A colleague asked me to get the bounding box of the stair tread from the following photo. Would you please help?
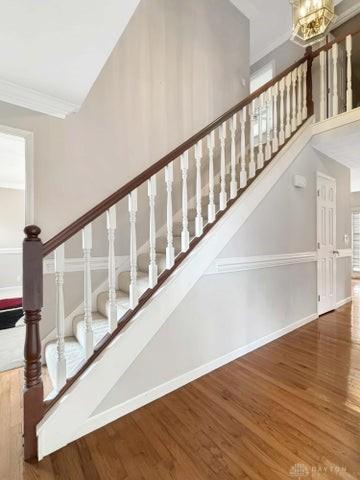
[137,252,167,274]
[97,289,129,319]
[45,336,85,383]
[73,311,109,348]
[118,270,149,295]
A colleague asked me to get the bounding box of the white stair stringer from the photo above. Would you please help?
[36,117,313,460]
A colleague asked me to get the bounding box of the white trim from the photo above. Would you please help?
[0,78,79,119]
[0,286,22,299]
[312,107,360,135]
[0,123,34,224]
[43,255,128,274]
[338,249,352,258]
[205,252,317,275]
[333,3,360,30]
[336,297,352,308]
[0,247,21,255]
[73,311,319,442]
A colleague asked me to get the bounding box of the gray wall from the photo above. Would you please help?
[93,141,351,417]
[0,187,24,289]
[0,0,250,243]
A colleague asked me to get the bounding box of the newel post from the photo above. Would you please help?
[23,225,44,461]
[305,46,314,117]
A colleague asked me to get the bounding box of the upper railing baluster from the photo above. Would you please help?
[230,114,237,199]
[82,224,94,357]
[107,206,117,332]
[279,77,285,146]
[180,152,190,252]
[165,164,175,269]
[332,43,339,116]
[128,190,138,309]
[148,175,158,288]
[291,69,297,132]
[297,66,302,127]
[272,84,279,153]
[207,131,216,222]
[346,35,353,112]
[265,89,272,161]
[249,100,256,178]
[219,122,227,210]
[239,107,247,189]
[257,95,264,170]
[319,50,326,121]
[195,140,203,237]
[54,244,66,392]
[285,73,292,139]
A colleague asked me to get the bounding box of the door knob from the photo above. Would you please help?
[333,250,340,256]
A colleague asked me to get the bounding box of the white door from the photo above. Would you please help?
[317,173,337,315]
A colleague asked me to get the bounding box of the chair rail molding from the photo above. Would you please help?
[0,247,22,255]
[0,78,80,119]
[43,255,129,274]
[205,252,318,275]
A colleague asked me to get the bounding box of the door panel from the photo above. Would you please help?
[317,174,337,315]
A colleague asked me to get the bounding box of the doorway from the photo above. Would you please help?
[0,125,33,371]
[317,172,337,315]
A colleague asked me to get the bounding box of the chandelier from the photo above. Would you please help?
[290,0,336,46]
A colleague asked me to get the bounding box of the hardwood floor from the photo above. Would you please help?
[2,285,360,479]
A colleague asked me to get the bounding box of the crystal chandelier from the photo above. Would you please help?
[290,0,336,46]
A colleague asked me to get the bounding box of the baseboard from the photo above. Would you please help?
[336,297,352,309]
[73,311,318,442]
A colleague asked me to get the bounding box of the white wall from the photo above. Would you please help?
[0,0,249,243]
[91,143,351,420]
[0,187,24,291]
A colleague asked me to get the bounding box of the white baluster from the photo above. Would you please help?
[54,244,66,391]
[302,61,308,120]
[207,131,216,222]
[257,95,264,170]
[239,107,247,189]
[147,175,158,288]
[107,206,117,332]
[346,35,353,112]
[165,164,175,269]
[297,66,302,126]
[219,122,227,210]
[285,73,292,138]
[195,140,203,237]
[180,152,190,252]
[319,50,326,121]
[332,43,339,116]
[291,69,297,132]
[128,190,138,309]
[249,100,256,178]
[265,89,272,161]
[279,77,285,146]
[82,224,94,358]
[272,84,279,153]
[230,114,238,199]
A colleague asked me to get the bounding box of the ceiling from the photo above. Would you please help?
[0,0,140,117]
[231,0,345,65]
[0,132,25,190]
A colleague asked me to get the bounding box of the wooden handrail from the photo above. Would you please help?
[312,27,360,58]
[42,54,310,258]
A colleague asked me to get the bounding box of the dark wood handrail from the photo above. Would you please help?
[42,54,309,257]
[312,27,360,58]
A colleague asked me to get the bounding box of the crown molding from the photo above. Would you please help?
[0,78,80,119]
[333,2,360,29]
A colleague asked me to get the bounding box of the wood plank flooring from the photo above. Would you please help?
[2,284,360,479]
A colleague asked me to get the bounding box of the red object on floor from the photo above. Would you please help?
[0,297,22,311]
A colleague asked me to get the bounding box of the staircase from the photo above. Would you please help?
[22,27,360,461]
